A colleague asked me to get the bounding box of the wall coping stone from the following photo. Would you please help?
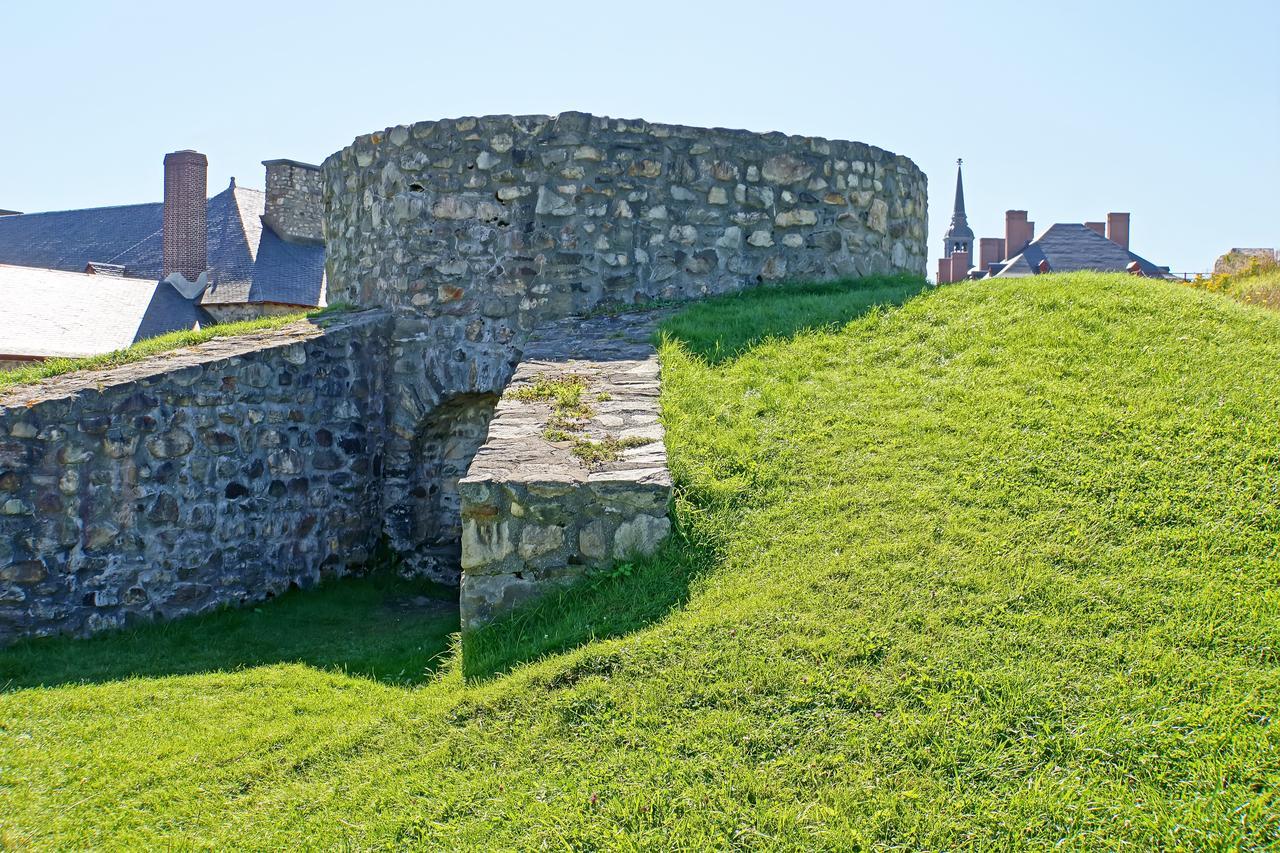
[458,308,673,628]
[0,310,387,411]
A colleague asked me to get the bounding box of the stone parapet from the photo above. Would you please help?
[457,310,672,628]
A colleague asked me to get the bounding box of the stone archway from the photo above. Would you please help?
[391,392,498,581]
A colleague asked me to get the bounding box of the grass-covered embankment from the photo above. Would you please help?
[0,305,347,396]
[1,273,1277,848]
[1187,252,1280,311]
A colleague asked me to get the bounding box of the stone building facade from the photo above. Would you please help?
[263,160,325,244]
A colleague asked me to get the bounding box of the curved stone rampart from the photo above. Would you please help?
[324,111,926,326]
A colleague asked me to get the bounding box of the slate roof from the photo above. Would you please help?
[993,223,1169,278]
[200,224,325,307]
[0,264,206,359]
[0,183,324,307]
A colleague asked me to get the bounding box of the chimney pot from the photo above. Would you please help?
[979,237,1006,270]
[163,150,208,281]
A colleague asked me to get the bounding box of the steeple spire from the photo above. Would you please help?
[953,158,966,218]
[942,157,974,259]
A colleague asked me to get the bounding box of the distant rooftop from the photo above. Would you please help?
[0,182,323,308]
[994,223,1168,278]
[0,264,203,359]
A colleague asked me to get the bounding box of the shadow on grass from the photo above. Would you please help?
[0,572,459,691]
[460,521,717,681]
[656,274,930,365]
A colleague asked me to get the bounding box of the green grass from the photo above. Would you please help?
[2,273,1278,848]
[0,304,349,396]
[1185,254,1280,312]
[0,572,458,690]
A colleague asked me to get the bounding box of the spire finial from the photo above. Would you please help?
[957,157,963,167]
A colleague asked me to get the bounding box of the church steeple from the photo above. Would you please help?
[942,158,974,259]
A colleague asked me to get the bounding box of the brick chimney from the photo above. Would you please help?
[949,249,972,283]
[1106,212,1130,251]
[1085,221,1106,237]
[1005,210,1034,258]
[162,150,208,280]
[262,159,324,243]
[937,257,952,284]
[979,237,1006,270]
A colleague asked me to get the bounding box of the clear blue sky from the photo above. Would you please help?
[4,0,1276,274]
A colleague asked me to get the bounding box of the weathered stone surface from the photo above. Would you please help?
[322,111,927,324]
[0,311,391,645]
[1,112,930,648]
[457,309,674,629]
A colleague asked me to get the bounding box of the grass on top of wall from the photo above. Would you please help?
[1184,252,1280,311]
[2,274,1279,848]
[0,304,349,396]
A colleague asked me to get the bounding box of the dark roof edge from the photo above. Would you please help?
[262,158,321,171]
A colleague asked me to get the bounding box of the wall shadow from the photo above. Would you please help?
[460,521,717,681]
[0,572,459,691]
[655,274,931,366]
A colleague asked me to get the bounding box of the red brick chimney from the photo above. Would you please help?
[1106,212,1130,251]
[979,237,1006,270]
[937,257,951,284]
[1085,221,1106,237]
[1005,210,1034,258]
[163,150,208,281]
[949,249,972,282]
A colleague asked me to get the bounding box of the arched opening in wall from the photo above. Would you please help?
[403,393,499,582]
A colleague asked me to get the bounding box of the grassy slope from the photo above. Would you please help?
[1187,256,1280,312]
[2,274,1278,848]
[0,306,345,396]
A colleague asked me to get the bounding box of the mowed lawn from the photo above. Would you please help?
[2,274,1278,848]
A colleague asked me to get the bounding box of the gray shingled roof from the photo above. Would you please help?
[0,264,206,359]
[993,223,1168,278]
[0,183,324,307]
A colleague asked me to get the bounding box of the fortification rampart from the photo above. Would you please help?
[322,111,927,576]
[1,112,927,644]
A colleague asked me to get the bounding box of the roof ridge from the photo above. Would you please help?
[0,198,162,218]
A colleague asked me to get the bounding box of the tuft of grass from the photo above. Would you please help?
[512,372,654,467]
[561,433,654,467]
[2,274,1278,848]
[0,303,351,396]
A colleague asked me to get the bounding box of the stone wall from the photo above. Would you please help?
[458,310,672,628]
[1214,248,1278,275]
[323,111,927,318]
[0,312,390,644]
[322,112,927,577]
